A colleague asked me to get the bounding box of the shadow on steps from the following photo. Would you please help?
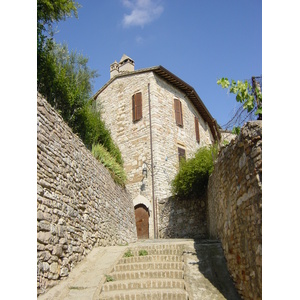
[184,239,242,300]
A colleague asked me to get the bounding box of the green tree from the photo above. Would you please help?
[38,43,98,127]
[37,0,80,90]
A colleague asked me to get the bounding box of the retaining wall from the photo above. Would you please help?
[158,196,208,239]
[207,121,262,300]
[37,94,137,296]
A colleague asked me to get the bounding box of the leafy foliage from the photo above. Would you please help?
[37,0,124,181]
[74,97,123,165]
[38,43,97,124]
[232,126,241,135]
[37,0,80,90]
[171,146,218,198]
[217,77,262,116]
[92,144,127,186]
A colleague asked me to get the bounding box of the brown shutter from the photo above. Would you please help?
[174,99,183,126]
[132,94,136,121]
[132,92,142,122]
[135,92,142,121]
[178,147,186,163]
[195,116,200,143]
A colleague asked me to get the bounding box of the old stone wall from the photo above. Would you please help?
[207,121,262,300]
[37,94,137,296]
[158,196,208,239]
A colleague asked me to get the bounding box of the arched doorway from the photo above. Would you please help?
[134,204,149,239]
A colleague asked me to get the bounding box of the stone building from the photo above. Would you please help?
[93,54,221,239]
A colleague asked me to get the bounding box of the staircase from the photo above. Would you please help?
[98,244,189,300]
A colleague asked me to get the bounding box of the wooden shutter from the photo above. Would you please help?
[178,147,186,163]
[132,92,142,122]
[195,116,200,143]
[174,99,183,126]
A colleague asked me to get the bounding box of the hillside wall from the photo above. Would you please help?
[37,94,137,296]
[158,196,208,239]
[207,121,262,300]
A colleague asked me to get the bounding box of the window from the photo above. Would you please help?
[178,147,186,163]
[195,116,200,143]
[174,99,183,126]
[132,92,142,122]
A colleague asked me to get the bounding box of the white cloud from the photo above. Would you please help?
[122,0,164,28]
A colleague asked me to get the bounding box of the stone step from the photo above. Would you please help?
[119,255,183,264]
[128,249,183,256]
[132,244,184,250]
[113,261,184,272]
[110,269,185,281]
[102,278,186,292]
[98,288,189,300]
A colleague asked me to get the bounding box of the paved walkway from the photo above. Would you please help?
[38,239,241,300]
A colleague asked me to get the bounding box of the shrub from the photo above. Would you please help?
[171,146,218,198]
[92,143,127,186]
[76,102,123,166]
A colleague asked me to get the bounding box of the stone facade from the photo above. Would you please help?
[158,196,208,239]
[94,57,218,238]
[207,121,262,300]
[37,94,137,296]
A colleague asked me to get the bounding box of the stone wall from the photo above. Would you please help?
[158,196,208,239]
[207,121,262,300]
[37,94,137,296]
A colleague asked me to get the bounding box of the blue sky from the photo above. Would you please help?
[53,0,262,129]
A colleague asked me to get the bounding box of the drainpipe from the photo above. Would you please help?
[148,83,157,239]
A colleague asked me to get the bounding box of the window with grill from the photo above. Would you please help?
[132,92,142,122]
[174,99,183,126]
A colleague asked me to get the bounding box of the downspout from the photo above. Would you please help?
[148,83,157,239]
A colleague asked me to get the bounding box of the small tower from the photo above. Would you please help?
[110,60,119,79]
[118,54,135,74]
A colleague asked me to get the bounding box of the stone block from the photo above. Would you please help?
[50,262,59,274]
[37,232,53,245]
[52,244,63,257]
[60,267,69,277]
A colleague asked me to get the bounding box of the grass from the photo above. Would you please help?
[105,275,115,282]
[92,143,127,186]
[124,249,134,257]
[138,249,148,256]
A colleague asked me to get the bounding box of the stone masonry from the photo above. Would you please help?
[158,196,208,239]
[207,121,262,300]
[37,94,137,296]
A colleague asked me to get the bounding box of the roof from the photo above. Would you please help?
[119,54,134,63]
[93,66,221,141]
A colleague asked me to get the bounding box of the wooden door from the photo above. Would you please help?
[134,204,149,239]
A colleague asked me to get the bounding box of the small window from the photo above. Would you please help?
[195,116,200,143]
[178,147,186,163]
[174,99,183,126]
[132,92,142,122]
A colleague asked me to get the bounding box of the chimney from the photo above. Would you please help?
[110,60,119,79]
[110,54,135,79]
